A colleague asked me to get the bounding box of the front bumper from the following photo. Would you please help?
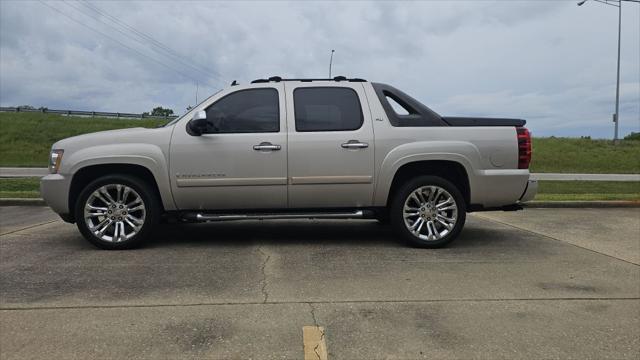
[40,173,72,215]
[519,179,538,203]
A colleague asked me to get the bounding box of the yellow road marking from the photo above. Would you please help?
[303,326,328,360]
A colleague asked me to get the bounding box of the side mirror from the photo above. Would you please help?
[187,110,208,136]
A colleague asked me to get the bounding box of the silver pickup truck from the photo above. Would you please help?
[41,76,537,250]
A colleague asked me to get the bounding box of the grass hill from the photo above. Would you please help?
[1,112,639,174]
[0,112,166,167]
[531,137,639,174]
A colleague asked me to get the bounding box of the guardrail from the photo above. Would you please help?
[0,106,179,120]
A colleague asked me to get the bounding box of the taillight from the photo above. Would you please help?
[516,127,531,169]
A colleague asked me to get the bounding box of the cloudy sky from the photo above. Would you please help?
[1,0,639,137]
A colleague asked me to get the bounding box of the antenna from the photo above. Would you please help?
[195,82,199,104]
[329,49,335,78]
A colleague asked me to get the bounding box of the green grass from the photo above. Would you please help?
[0,178,41,198]
[535,181,640,201]
[1,112,639,174]
[530,137,640,174]
[1,178,638,202]
[0,112,167,167]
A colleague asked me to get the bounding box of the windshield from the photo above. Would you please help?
[163,89,223,126]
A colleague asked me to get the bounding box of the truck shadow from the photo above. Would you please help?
[144,220,507,249]
[148,220,400,248]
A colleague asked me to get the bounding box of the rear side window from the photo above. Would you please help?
[294,87,363,132]
[204,88,279,133]
[385,94,411,115]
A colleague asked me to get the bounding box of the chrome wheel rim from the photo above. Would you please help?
[403,185,458,241]
[83,184,146,242]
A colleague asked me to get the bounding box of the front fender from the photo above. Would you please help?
[65,144,176,211]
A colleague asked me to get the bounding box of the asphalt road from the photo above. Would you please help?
[1,206,639,359]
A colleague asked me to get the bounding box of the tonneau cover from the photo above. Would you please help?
[442,117,526,127]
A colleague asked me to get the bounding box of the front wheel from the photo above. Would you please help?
[75,175,160,250]
[390,176,466,248]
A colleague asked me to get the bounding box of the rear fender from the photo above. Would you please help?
[373,141,480,206]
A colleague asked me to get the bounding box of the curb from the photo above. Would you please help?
[0,198,46,206]
[525,201,640,208]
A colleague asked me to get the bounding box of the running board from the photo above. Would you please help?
[182,210,371,222]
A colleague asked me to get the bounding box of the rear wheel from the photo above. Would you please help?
[390,176,466,248]
[75,175,159,250]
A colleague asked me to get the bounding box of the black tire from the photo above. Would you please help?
[75,174,160,250]
[374,209,390,225]
[390,175,466,248]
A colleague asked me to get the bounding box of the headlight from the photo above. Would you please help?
[49,149,64,174]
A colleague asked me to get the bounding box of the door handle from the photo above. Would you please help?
[253,142,281,151]
[341,140,369,149]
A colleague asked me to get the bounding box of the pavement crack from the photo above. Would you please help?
[308,302,319,327]
[314,343,322,360]
[257,246,271,303]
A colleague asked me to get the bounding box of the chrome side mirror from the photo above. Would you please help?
[187,110,208,136]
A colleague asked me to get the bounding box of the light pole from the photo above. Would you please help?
[329,49,335,78]
[578,0,640,144]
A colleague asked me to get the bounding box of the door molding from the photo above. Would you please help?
[289,176,372,185]
[176,177,287,187]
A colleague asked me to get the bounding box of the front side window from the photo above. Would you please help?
[294,87,363,132]
[203,88,279,133]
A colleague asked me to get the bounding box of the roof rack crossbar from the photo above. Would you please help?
[251,76,366,84]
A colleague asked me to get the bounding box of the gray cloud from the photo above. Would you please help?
[1,0,638,137]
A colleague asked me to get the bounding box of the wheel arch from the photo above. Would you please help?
[381,159,471,208]
[68,163,169,223]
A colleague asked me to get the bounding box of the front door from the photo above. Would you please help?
[284,82,375,208]
[169,84,288,210]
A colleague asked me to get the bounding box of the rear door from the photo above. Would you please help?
[284,82,375,208]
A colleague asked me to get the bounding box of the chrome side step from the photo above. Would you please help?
[183,210,369,222]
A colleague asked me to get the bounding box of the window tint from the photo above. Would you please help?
[294,87,363,132]
[203,88,279,133]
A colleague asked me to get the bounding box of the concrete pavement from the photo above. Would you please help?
[476,208,640,265]
[0,167,48,178]
[0,206,58,235]
[0,206,638,359]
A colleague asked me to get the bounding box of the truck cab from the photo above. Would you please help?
[170,79,376,210]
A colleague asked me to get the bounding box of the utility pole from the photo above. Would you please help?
[614,1,621,144]
[577,0,640,144]
[329,49,335,78]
